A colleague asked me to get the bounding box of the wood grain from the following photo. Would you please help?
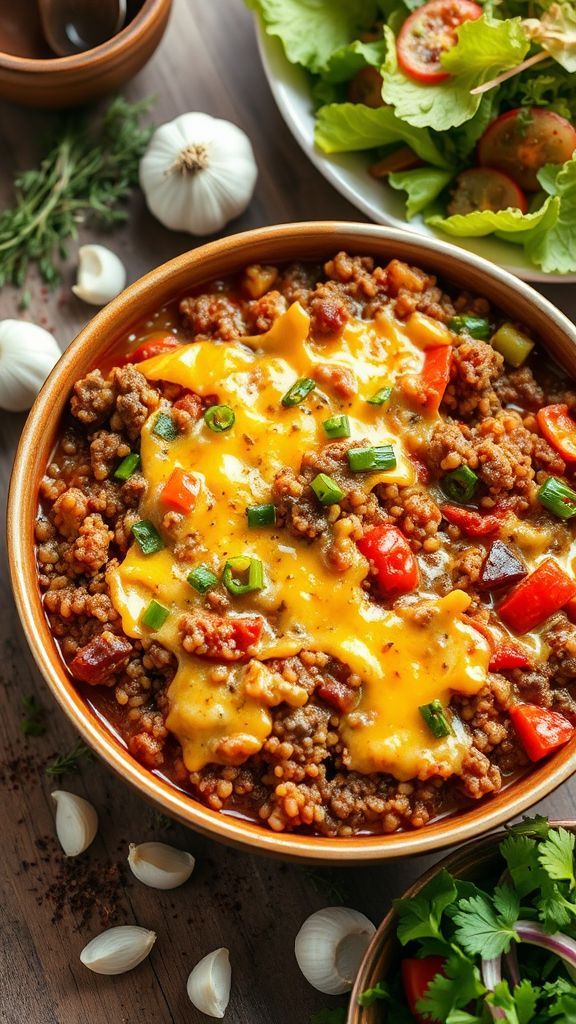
[1,2,576,1022]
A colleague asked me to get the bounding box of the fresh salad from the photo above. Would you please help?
[357,817,576,1022]
[248,0,576,274]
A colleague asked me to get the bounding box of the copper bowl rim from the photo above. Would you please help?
[348,818,576,1022]
[0,0,168,71]
[8,220,576,863]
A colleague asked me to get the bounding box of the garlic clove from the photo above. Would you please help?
[80,925,157,975]
[51,789,98,857]
[187,948,231,1018]
[294,906,376,995]
[72,244,126,306]
[127,841,195,890]
[0,319,61,412]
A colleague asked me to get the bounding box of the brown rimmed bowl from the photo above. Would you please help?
[348,819,576,1023]
[8,222,576,862]
[0,0,172,107]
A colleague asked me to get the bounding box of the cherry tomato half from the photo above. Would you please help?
[447,167,528,216]
[347,66,384,107]
[478,108,576,192]
[397,0,482,84]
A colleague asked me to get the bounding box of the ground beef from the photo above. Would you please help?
[179,292,247,339]
[442,337,504,418]
[109,366,160,439]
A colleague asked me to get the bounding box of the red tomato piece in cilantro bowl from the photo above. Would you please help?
[396,0,482,84]
[478,107,576,192]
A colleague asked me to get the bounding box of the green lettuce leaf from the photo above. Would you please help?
[323,38,387,82]
[523,157,576,273]
[315,103,448,166]
[247,0,379,74]
[427,194,559,238]
[380,17,529,130]
[388,167,454,218]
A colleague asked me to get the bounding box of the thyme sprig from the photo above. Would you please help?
[0,96,153,288]
[45,739,92,776]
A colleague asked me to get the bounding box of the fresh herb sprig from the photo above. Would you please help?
[0,97,153,288]
[45,739,92,776]
[20,695,47,737]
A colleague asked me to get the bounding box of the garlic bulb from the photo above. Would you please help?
[80,925,157,975]
[187,948,231,1018]
[72,244,126,306]
[295,907,376,995]
[139,112,257,236]
[128,841,195,889]
[52,789,98,857]
[0,319,61,412]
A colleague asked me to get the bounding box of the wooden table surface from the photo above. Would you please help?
[2,2,576,1022]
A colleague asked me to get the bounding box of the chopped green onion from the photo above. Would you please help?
[131,520,164,555]
[204,404,235,432]
[281,377,316,407]
[246,503,277,527]
[153,412,178,441]
[419,699,453,738]
[348,445,396,472]
[323,414,351,439]
[114,452,141,480]
[310,473,344,505]
[448,315,491,340]
[222,556,264,595]
[441,466,478,503]
[538,477,576,520]
[491,322,534,367]
[187,565,218,593]
[367,386,393,406]
[141,600,169,630]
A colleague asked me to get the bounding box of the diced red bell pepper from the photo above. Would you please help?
[230,617,263,651]
[160,468,200,515]
[316,678,358,714]
[173,389,203,419]
[442,504,504,537]
[121,333,180,365]
[70,630,132,685]
[489,644,530,671]
[401,957,445,1024]
[537,404,576,462]
[510,703,575,761]
[420,345,452,413]
[498,557,576,634]
[357,524,419,597]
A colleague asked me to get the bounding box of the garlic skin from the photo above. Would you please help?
[187,948,231,1018]
[128,841,195,890]
[72,244,126,306]
[0,319,61,412]
[51,790,98,857]
[80,925,157,975]
[294,907,376,995]
[139,112,257,236]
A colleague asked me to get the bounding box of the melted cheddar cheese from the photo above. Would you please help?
[108,303,490,780]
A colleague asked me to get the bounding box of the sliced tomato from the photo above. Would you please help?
[159,468,200,514]
[489,644,530,672]
[121,333,180,365]
[478,108,576,192]
[537,404,576,462]
[447,167,528,216]
[347,66,384,107]
[357,524,419,597]
[397,0,482,84]
[510,704,575,762]
[402,957,445,1023]
[498,558,576,634]
[421,345,452,412]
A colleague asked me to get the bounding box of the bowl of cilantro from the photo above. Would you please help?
[349,817,576,1023]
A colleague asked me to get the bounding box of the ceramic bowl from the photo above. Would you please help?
[8,222,576,862]
[349,819,576,1023]
[0,0,172,107]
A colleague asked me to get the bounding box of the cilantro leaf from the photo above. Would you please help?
[500,835,542,899]
[452,893,519,959]
[417,950,485,1020]
[388,167,453,219]
[523,156,576,273]
[358,981,389,1007]
[314,102,448,166]
[446,1013,483,1024]
[493,884,521,925]
[538,826,576,889]
[395,869,457,945]
[513,979,541,1024]
[428,195,559,239]
[537,875,573,932]
[507,815,551,840]
[545,978,576,1022]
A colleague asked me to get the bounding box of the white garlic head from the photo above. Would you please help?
[51,789,98,857]
[294,906,376,995]
[80,925,157,975]
[0,319,61,412]
[187,948,231,1018]
[72,244,127,306]
[128,841,195,889]
[139,112,258,236]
